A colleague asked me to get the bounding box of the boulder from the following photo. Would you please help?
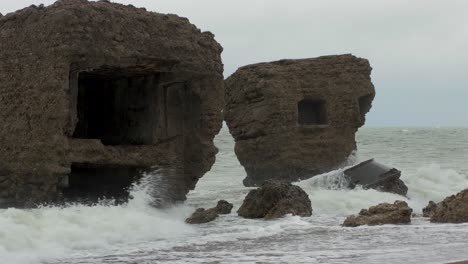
[373,178,408,196]
[422,201,437,217]
[225,55,375,186]
[342,200,412,227]
[213,200,234,214]
[185,208,218,224]
[344,159,408,196]
[430,189,468,223]
[237,181,312,219]
[185,200,233,224]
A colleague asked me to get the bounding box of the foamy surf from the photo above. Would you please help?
[296,165,407,216]
[0,172,194,264]
[296,162,468,216]
[404,163,468,210]
[2,164,466,264]
[1,127,468,264]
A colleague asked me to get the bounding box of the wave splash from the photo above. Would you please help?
[296,159,468,216]
[0,171,193,264]
[1,150,468,264]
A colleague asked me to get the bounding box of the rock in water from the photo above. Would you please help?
[185,200,233,224]
[430,189,468,223]
[225,55,375,186]
[213,200,234,214]
[185,208,219,224]
[237,181,312,219]
[374,178,408,196]
[342,200,412,227]
[344,159,408,196]
[422,201,437,217]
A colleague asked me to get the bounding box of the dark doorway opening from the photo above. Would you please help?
[298,99,327,125]
[62,164,144,204]
[72,69,158,145]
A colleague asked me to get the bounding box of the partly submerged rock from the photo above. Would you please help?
[185,200,234,224]
[342,200,412,227]
[185,208,218,224]
[422,201,437,218]
[237,181,312,220]
[373,178,408,196]
[430,189,468,223]
[344,159,408,196]
[213,200,234,215]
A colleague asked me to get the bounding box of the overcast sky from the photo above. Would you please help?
[2,0,467,127]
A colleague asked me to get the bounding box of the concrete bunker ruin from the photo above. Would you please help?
[0,0,223,207]
[225,55,375,186]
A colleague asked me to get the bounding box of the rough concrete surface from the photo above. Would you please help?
[0,0,223,206]
[225,55,375,186]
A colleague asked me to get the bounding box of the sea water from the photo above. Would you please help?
[1,127,468,264]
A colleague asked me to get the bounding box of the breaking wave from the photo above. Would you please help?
[296,162,468,216]
[1,127,468,264]
[404,163,468,211]
[0,172,194,264]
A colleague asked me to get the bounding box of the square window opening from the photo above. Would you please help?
[298,99,328,125]
[72,69,158,145]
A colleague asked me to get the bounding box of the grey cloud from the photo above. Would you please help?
[1,0,467,126]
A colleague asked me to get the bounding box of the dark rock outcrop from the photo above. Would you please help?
[237,181,312,219]
[422,201,437,218]
[186,208,218,224]
[185,200,233,224]
[430,189,468,223]
[225,55,375,186]
[374,178,408,196]
[0,0,223,207]
[344,159,408,196]
[342,200,412,227]
[213,200,234,214]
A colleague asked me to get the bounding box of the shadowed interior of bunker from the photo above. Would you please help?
[66,67,166,203]
[72,69,159,146]
[62,164,145,203]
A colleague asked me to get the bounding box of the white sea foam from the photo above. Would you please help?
[296,162,468,216]
[296,167,406,216]
[403,163,468,211]
[1,127,468,264]
[0,172,194,264]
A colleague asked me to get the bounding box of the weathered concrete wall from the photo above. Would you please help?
[225,55,375,186]
[0,0,223,206]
